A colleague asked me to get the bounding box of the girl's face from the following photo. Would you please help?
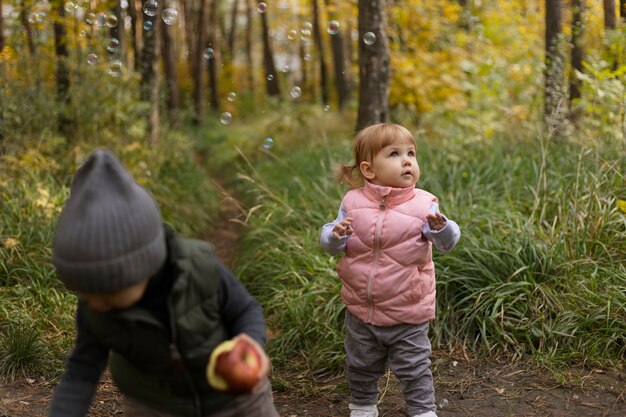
[78,277,150,312]
[360,140,420,188]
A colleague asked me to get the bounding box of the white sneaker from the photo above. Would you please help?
[349,403,379,417]
[412,412,437,417]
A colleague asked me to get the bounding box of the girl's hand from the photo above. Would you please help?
[332,217,354,239]
[426,212,447,231]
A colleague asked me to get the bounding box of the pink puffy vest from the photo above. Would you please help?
[337,181,438,326]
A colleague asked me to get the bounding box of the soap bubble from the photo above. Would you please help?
[324,104,331,112]
[87,53,98,65]
[290,86,302,99]
[437,398,449,409]
[107,60,123,77]
[327,20,340,35]
[143,0,158,17]
[257,2,267,13]
[84,12,96,25]
[287,29,298,41]
[105,13,118,28]
[203,48,214,59]
[363,32,376,45]
[143,20,153,31]
[162,8,179,25]
[227,92,237,102]
[95,12,107,26]
[220,112,233,125]
[106,37,120,53]
[64,2,77,15]
[263,137,274,150]
[266,74,274,81]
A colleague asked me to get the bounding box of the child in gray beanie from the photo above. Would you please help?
[49,149,279,417]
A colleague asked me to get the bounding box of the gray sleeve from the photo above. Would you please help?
[320,203,351,254]
[422,202,461,253]
[48,305,108,417]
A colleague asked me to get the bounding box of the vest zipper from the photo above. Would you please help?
[366,195,387,323]
[168,298,203,417]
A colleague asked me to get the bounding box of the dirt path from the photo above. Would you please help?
[1,190,624,417]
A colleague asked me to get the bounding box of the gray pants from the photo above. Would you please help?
[123,378,279,417]
[345,310,436,416]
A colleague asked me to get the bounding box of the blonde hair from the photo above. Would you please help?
[338,123,416,188]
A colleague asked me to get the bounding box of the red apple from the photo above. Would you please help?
[206,337,262,395]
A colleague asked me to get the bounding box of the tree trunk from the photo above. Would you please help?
[357,0,390,130]
[162,13,180,118]
[20,0,36,55]
[343,20,354,96]
[127,0,141,70]
[182,0,197,79]
[544,0,565,134]
[207,0,220,111]
[621,0,626,21]
[110,0,123,60]
[193,0,208,123]
[139,0,162,144]
[227,0,239,54]
[312,0,329,105]
[604,0,617,29]
[569,0,584,111]
[325,1,350,108]
[52,0,71,135]
[603,0,618,68]
[299,41,308,89]
[244,0,254,91]
[260,7,280,97]
[0,0,5,52]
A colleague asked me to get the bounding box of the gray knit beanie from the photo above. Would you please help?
[52,149,166,293]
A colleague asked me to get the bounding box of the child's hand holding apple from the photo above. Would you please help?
[206,333,270,395]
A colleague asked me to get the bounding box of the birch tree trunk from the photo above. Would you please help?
[357,0,390,130]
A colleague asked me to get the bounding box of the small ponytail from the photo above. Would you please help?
[337,163,362,188]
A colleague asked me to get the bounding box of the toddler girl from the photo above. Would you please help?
[320,123,460,417]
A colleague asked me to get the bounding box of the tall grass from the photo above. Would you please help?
[229,119,625,375]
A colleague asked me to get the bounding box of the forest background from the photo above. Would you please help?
[0,0,625,415]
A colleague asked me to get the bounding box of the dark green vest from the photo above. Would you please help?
[83,227,232,416]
